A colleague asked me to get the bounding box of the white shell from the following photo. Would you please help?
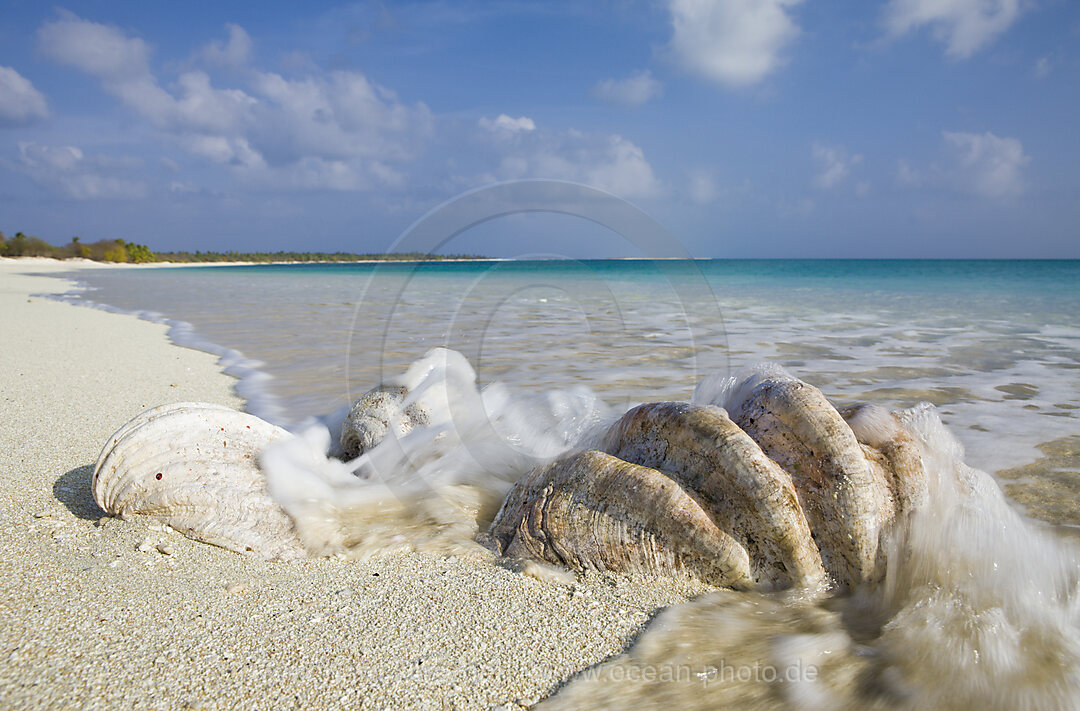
[340,385,430,459]
[93,403,306,560]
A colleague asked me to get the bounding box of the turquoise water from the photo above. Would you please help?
[53,259,1080,708]
[61,258,1080,485]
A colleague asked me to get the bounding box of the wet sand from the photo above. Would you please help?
[0,259,712,710]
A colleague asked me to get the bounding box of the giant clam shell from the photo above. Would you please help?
[728,375,888,584]
[489,377,928,590]
[490,449,756,589]
[340,385,431,459]
[93,403,306,560]
[601,402,827,588]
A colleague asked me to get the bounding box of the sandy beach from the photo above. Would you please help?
[0,259,714,710]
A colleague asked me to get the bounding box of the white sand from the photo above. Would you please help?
[0,259,712,710]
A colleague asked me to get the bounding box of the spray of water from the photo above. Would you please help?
[261,348,614,557]
[261,352,1080,708]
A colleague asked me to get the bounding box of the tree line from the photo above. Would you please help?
[0,232,155,263]
[0,230,485,263]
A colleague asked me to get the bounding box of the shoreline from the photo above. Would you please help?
[5,256,1080,270]
[0,256,514,269]
[0,259,713,709]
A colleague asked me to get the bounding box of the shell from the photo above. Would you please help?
[728,375,888,585]
[490,449,755,589]
[93,403,306,560]
[601,402,826,588]
[340,385,431,459]
[490,379,928,590]
[840,403,929,517]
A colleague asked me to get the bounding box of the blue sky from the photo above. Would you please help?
[0,0,1077,257]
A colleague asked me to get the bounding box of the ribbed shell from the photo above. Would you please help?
[340,385,431,459]
[93,403,306,561]
[602,402,826,589]
[730,377,888,585]
[490,450,755,590]
[489,379,927,590]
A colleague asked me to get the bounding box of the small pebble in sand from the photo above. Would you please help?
[226,582,247,594]
[156,542,174,556]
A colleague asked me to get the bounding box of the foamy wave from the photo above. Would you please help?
[40,278,286,426]
[260,347,616,557]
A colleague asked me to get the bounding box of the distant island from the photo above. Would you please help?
[0,230,485,263]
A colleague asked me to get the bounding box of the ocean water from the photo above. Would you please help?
[52,259,1080,708]
[61,260,1080,478]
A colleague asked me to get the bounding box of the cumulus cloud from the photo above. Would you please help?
[199,24,252,68]
[16,141,147,199]
[897,131,1030,198]
[38,11,182,123]
[478,114,536,134]
[38,12,254,132]
[943,130,1029,198]
[249,71,430,163]
[667,0,802,88]
[37,12,431,192]
[34,12,657,200]
[582,136,662,198]
[38,11,153,79]
[883,0,1024,58]
[811,143,863,190]
[590,70,663,106]
[0,66,50,125]
[478,122,661,199]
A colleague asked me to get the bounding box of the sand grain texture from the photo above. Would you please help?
[0,259,710,710]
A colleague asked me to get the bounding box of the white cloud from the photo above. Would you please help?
[479,114,536,134]
[481,126,661,199]
[591,70,663,106]
[246,70,432,172]
[38,13,254,133]
[811,143,862,190]
[179,134,264,168]
[20,142,83,172]
[171,71,257,133]
[667,0,802,88]
[38,11,153,79]
[583,136,662,198]
[0,66,50,125]
[37,12,431,192]
[16,141,147,200]
[38,11,183,123]
[883,0,1024,58]
[943,130,1029,198]
[34,12,659,200]
[199,24,252,68]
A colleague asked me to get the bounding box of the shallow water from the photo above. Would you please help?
[61,260,1080,479]
[52,259,1080,708]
